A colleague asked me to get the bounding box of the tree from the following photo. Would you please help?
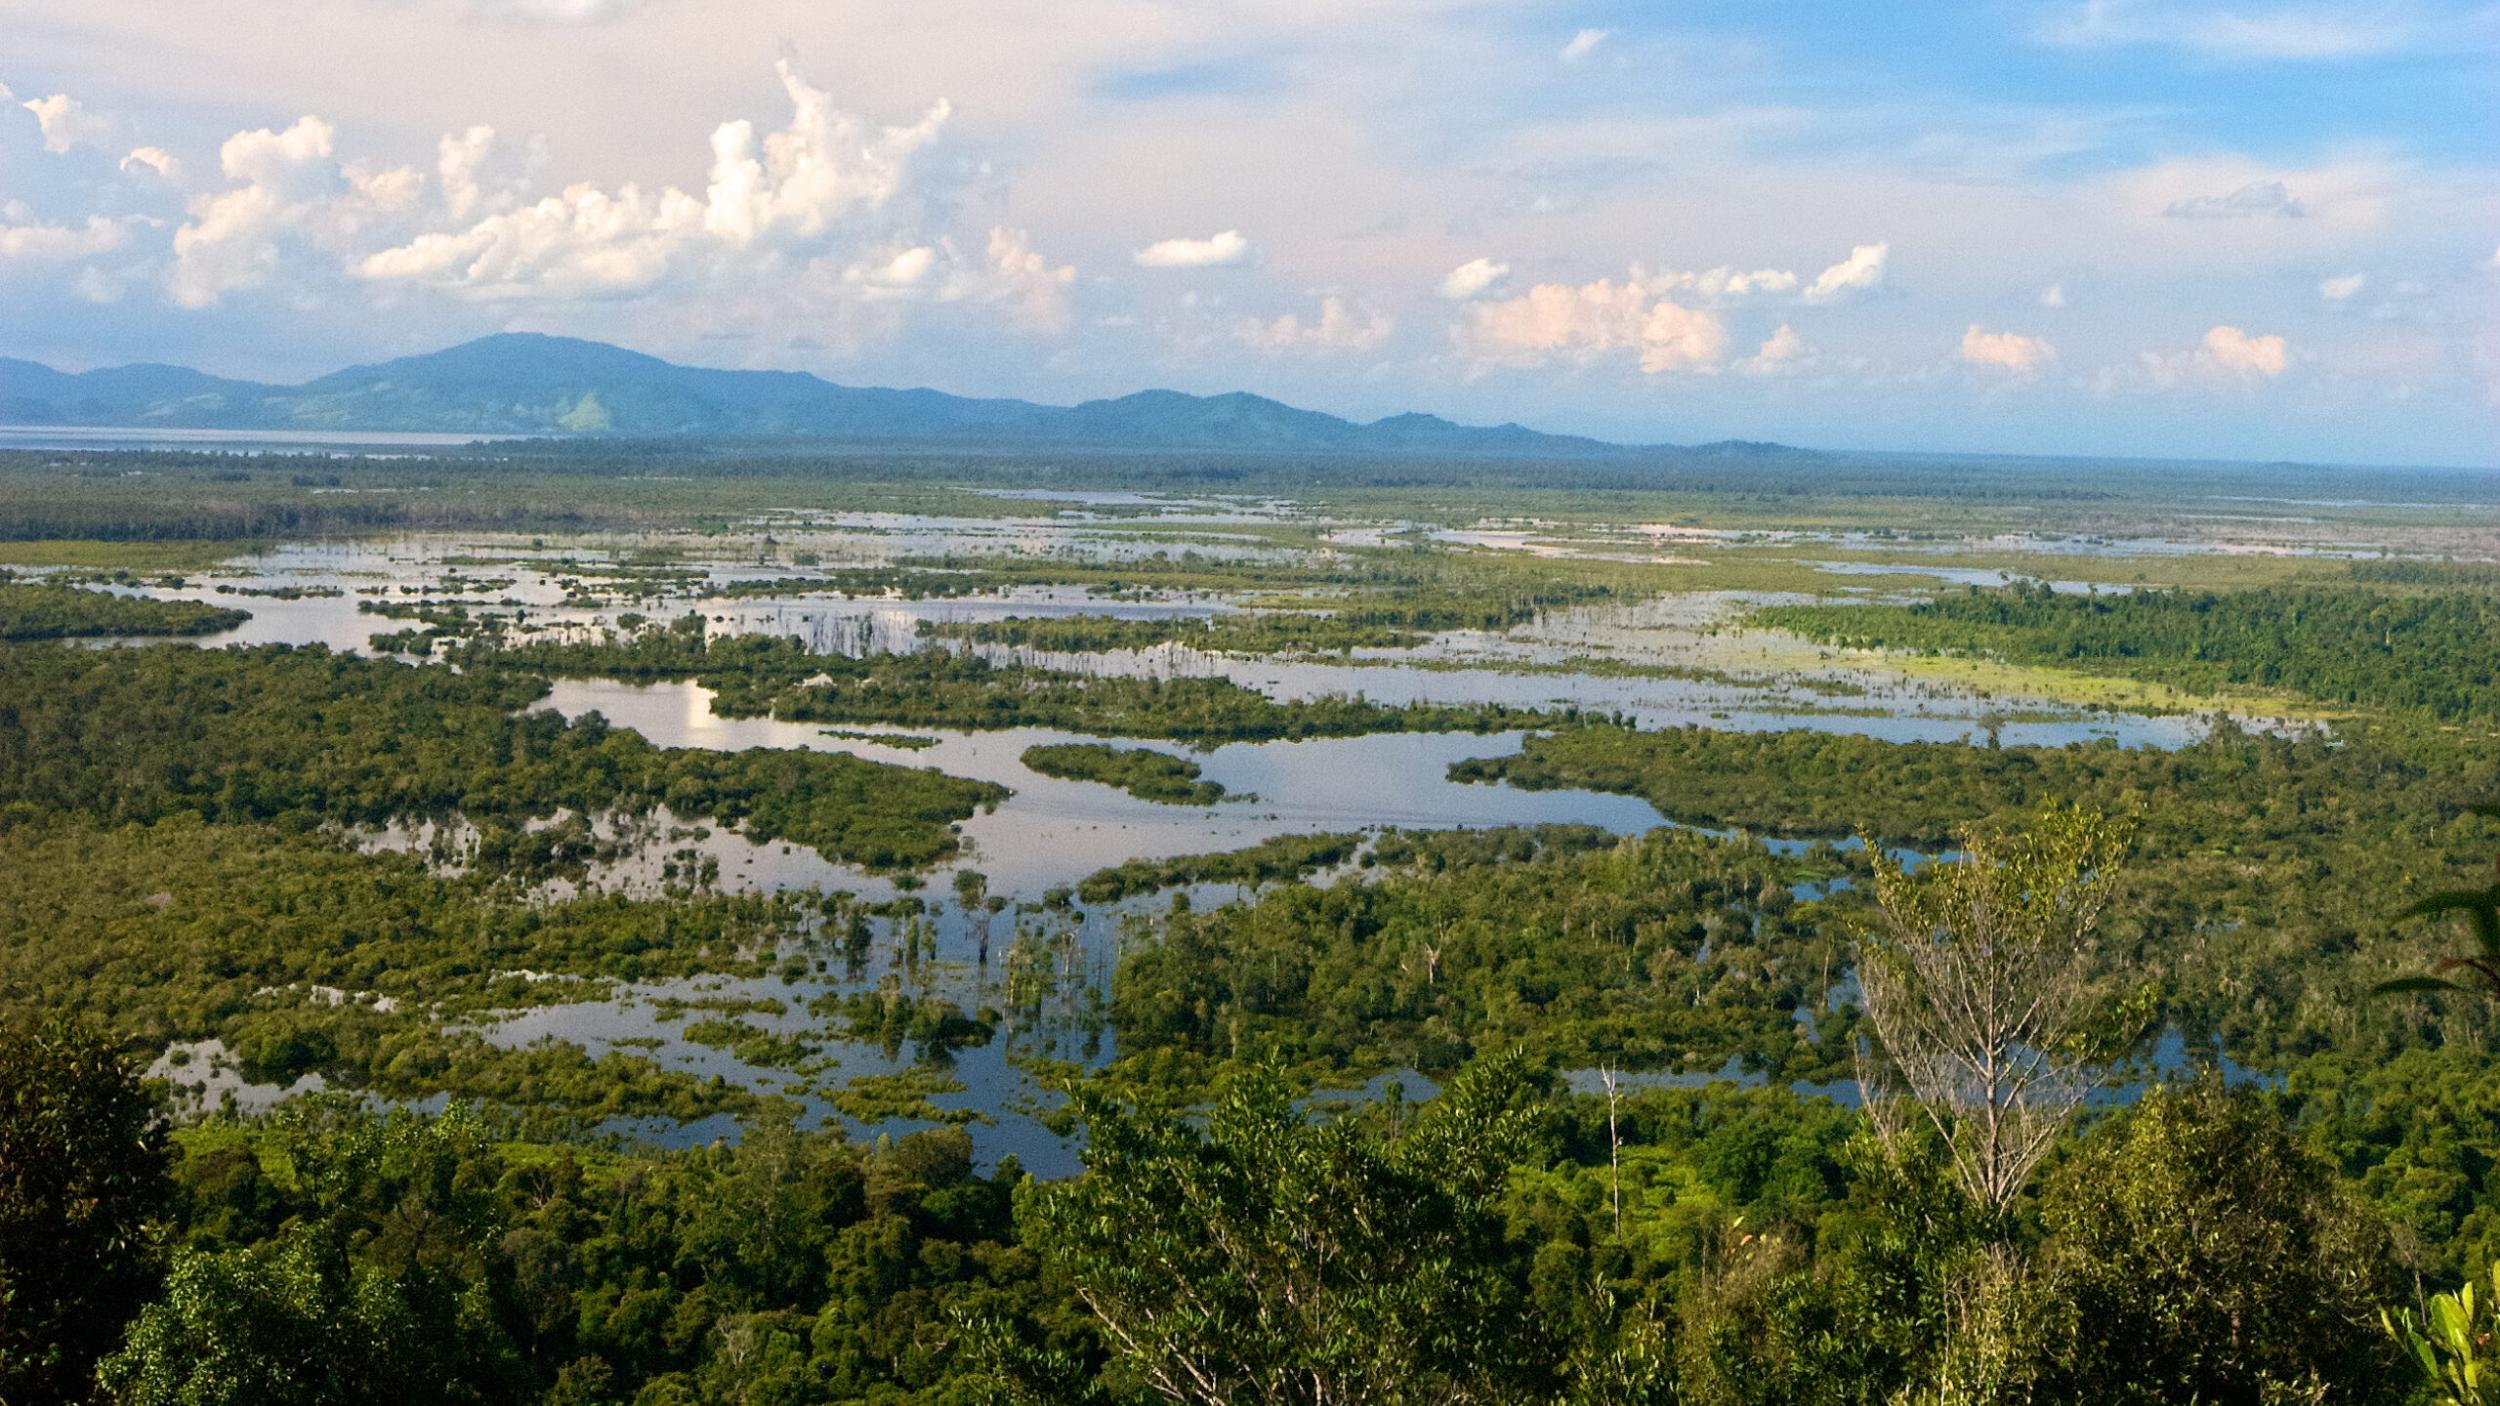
[96,1223,481,1406]
[1017,1053,1554,1406]
[1855,805,2137,1215]
[0,1012,172,1405]
[2039,1082,2407,1405]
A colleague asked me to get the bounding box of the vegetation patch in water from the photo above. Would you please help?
[1021,742,1239,805]
[0,577,248,640]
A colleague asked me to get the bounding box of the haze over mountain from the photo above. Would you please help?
[0,334,1792,458]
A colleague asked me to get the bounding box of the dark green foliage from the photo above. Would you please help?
[929,612,1427,652]
[1760,579,2500,722]
[0,819,812,1122]
[1022,743,1235,805]
[1108,828,1846,1080]
[1016,1054,1557,1405]
[456,619,1562,742]
[2038,1083,2408,1404]
[1076,831,1362,904]
[0,578,248,639]
[94,1104,1082,1406]
[0,642,1005,869]
[0,1014,174,1404]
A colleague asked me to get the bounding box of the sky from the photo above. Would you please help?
[2,0,2496,466]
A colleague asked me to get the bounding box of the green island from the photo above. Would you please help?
[1021,742,1239,805]
[0,576,249,640]
[451,615,1567,741]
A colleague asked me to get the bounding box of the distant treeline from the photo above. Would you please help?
[1758,576,2500,722]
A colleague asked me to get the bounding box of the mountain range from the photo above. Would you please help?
[0,333,1794,458]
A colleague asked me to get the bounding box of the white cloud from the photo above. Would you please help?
[2104,324,2293,392]
[1438,257,1508,300]
[1961,324,2056,376]
[1736,323,1804,376]
[2201,324,2288,375]
[1240,295,1392,353]
[20,92,105,153]
[359,62,945,296]
[701,62,947,246]
[1134,229,1249,269]
[1634,265,1801,302]
[348,161,425,212]
[120,146,177,180]
[954,226,1076,333]
[1800,242,1887,303]
[845,245,936,290]
[2163,180,2306,220]
[1462,278,1726,374]
[0,212,130,261]
[2319,272,2367,301]
[171,115,345,307]
[356,182,695,292]
[438,126,496,220]
[1560,28,1609,61]
[2040,283,2067,308]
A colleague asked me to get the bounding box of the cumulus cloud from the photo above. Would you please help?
[2163,179,2306,219]
[1736,323,1804,376]
[2040,283,2067,308]
[1560,28,1609,61]
[1134,229,1249,269]
[359,61,946,296]
[20,92,107,153]
[1800,242,1887,303]
[172,115,347,307]
[2319,272,2366,301]
[2201,324,2288,375]
[1961,324,2056,376]
[844,245,936,291]
[437,126,497,220]
[120,146,177,179]
[2102,324,2293,392]
[1642,265,1800,301]
[1439,256,1508,300]
[0,210,130,261]
[1462,278,1726,374]
[954,226,1076,333]
[701,63,947,245]
[357,183,694,292]
[1240,295,1392,353]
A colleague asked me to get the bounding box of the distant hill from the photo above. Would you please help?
[0,333,1784,459]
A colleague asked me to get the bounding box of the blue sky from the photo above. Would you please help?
[1,0,2494,465]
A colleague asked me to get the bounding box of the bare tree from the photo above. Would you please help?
[1599,1064,1624,1236]
[1855,805,2135,1215]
